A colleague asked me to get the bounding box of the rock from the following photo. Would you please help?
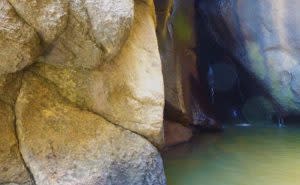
[164,120,193,147]
[16,72,166,185]
[155,0,189,123]
[156,0,212,125]
[0,72,23,105]
[41,0,134,69]
[0,0,41,75]
[8,0,68,44]
[0,0,166,184]
[198,0,300,114]
[0,102,33,185]
[31,0,164,146]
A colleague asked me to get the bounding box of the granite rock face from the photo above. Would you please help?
[0,72,33,185]
[16,73,166,185]
[199,0,300,114]
[0,0,166,184]
[41,0,134,69]
[30,0,164,146]
[0,102,33,185]
[0,0,41,75]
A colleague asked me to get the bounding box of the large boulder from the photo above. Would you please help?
[39,0,134,69]
[30,0,164,146]
[0,0,166,184]
[16,72,166,185]
[164,120,193,147]
[8,0,68,44]
[0,0,41,75]
[198,0,300,115]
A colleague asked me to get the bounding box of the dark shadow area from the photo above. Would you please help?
[194,0,275,123]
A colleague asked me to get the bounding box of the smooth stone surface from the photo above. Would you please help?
[16,72,166,185]
[198,0,300,114]
[31,0,164,146]
[164,120,193,147]
[41,0,134,69]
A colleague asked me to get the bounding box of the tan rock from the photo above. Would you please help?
[0,102,32,185]
[0,72,23,105]
[16,72,166,185]
[31,0,164,146]
[8,0,68,44]
[0,0,41,75]
[41,0,134,69]
[164,120,193,147]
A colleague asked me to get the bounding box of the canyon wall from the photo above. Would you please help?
[198,0,300,117]
[0,0,166,184]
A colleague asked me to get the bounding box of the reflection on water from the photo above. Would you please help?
[163,125,300,185]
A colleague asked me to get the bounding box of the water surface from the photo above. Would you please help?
[163,125,300,185]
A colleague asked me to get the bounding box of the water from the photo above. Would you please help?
[163,125,300,185]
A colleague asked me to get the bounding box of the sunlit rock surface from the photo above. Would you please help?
[30,0,164,146]
[16,73,166,185]
[199,0,300,115]
[0,0,41,75]
[8,0,68,44]
[41,0,134,69]
[0,0,166,184]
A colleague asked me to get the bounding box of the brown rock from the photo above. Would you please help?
[16,72,166,185]
[164,120,193,147]
[31,0,164,146]
[0,102,33,185]
[0,0,41,75]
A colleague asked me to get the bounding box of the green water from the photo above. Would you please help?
[163,125,300,185]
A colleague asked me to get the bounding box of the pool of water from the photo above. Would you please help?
[162,125,300,185]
